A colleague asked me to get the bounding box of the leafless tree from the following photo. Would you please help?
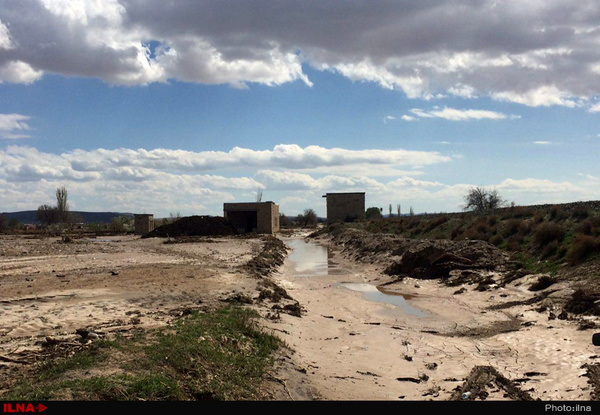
[463,186,505,211]
[37,204,59,225]
[298,208,318,227]
[255,187,263,202]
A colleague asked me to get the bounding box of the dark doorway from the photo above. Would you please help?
[226,210,258,233]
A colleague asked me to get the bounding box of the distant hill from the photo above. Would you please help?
[0,211,133,224]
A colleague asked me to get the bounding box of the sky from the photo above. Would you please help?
[0,0,599,218]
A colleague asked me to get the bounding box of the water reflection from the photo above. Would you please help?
[287,239,330,277]
[339,283,429,318]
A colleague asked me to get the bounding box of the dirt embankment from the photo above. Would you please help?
[321,227,510,282]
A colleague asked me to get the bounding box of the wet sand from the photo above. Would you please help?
[266,236,599,400]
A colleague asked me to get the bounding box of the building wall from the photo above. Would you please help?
[134,214,154,235]
[223,202,280,234]
[325,193,365,223]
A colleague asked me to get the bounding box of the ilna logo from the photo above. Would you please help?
[2,404,47,413]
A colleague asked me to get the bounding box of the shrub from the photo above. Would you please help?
[540,240,559,259]
[572,204,590,221]
[490,235,504,246]
[577,219,594,236]
[450,225,463,240]
[549,206,568,221]
[566,235,600,265]
[507,236,523,252]
[502,219,522,238]
[511,206,535,218]
[533,211,545,224]
[423,216,449,233]
[533,223,566,247]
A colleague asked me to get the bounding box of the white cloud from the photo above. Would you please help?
[62,144,451,173]
[493,86,578,108]
[533,141,552,145]
[589,103,600,113]
[0,114,33,139]
[0,1,598,105]
[0,19,13,50]
[407,107,519,121]
[1,143,600,216]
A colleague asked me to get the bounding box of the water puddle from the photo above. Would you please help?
[339,283,429,318]
[287,239,337,277]
[286,238,428,317]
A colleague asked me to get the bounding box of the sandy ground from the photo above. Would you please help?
[266,236,600,401]
[1,232,599,401]
[0,234,263,361]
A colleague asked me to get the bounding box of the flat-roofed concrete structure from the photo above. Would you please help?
[134,214,154,235]
[223,202,279,234]
[323,192,365,223]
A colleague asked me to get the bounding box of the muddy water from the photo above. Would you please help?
[286,238,428,317]
[339,283,428,318]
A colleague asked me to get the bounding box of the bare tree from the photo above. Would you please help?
[397,204,401,216]
[301,208,318,227]
[255,187,263,202]
[37,204,59,225]
[463,186,505,211]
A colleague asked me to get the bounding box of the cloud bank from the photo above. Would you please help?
[1,144,599,217]
[0,1,599,108]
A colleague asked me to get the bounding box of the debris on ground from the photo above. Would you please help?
[451,365,534,401]
[583,363,600,400]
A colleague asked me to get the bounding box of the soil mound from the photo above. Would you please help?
[384,238,509,279]
[326,228,509,280]
[142,216,238,238]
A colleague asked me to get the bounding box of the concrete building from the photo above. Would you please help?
[134,214,154,235]
[323,192,365,223]
[223,202,280,234]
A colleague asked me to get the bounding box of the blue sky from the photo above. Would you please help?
[0,1,599,217]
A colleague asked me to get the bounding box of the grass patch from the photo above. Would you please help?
[1,306,280,401]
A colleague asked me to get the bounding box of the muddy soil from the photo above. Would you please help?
[3,230,600,401]
[262,233,600,400]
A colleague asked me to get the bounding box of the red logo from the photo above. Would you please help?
[2,403,47,413]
